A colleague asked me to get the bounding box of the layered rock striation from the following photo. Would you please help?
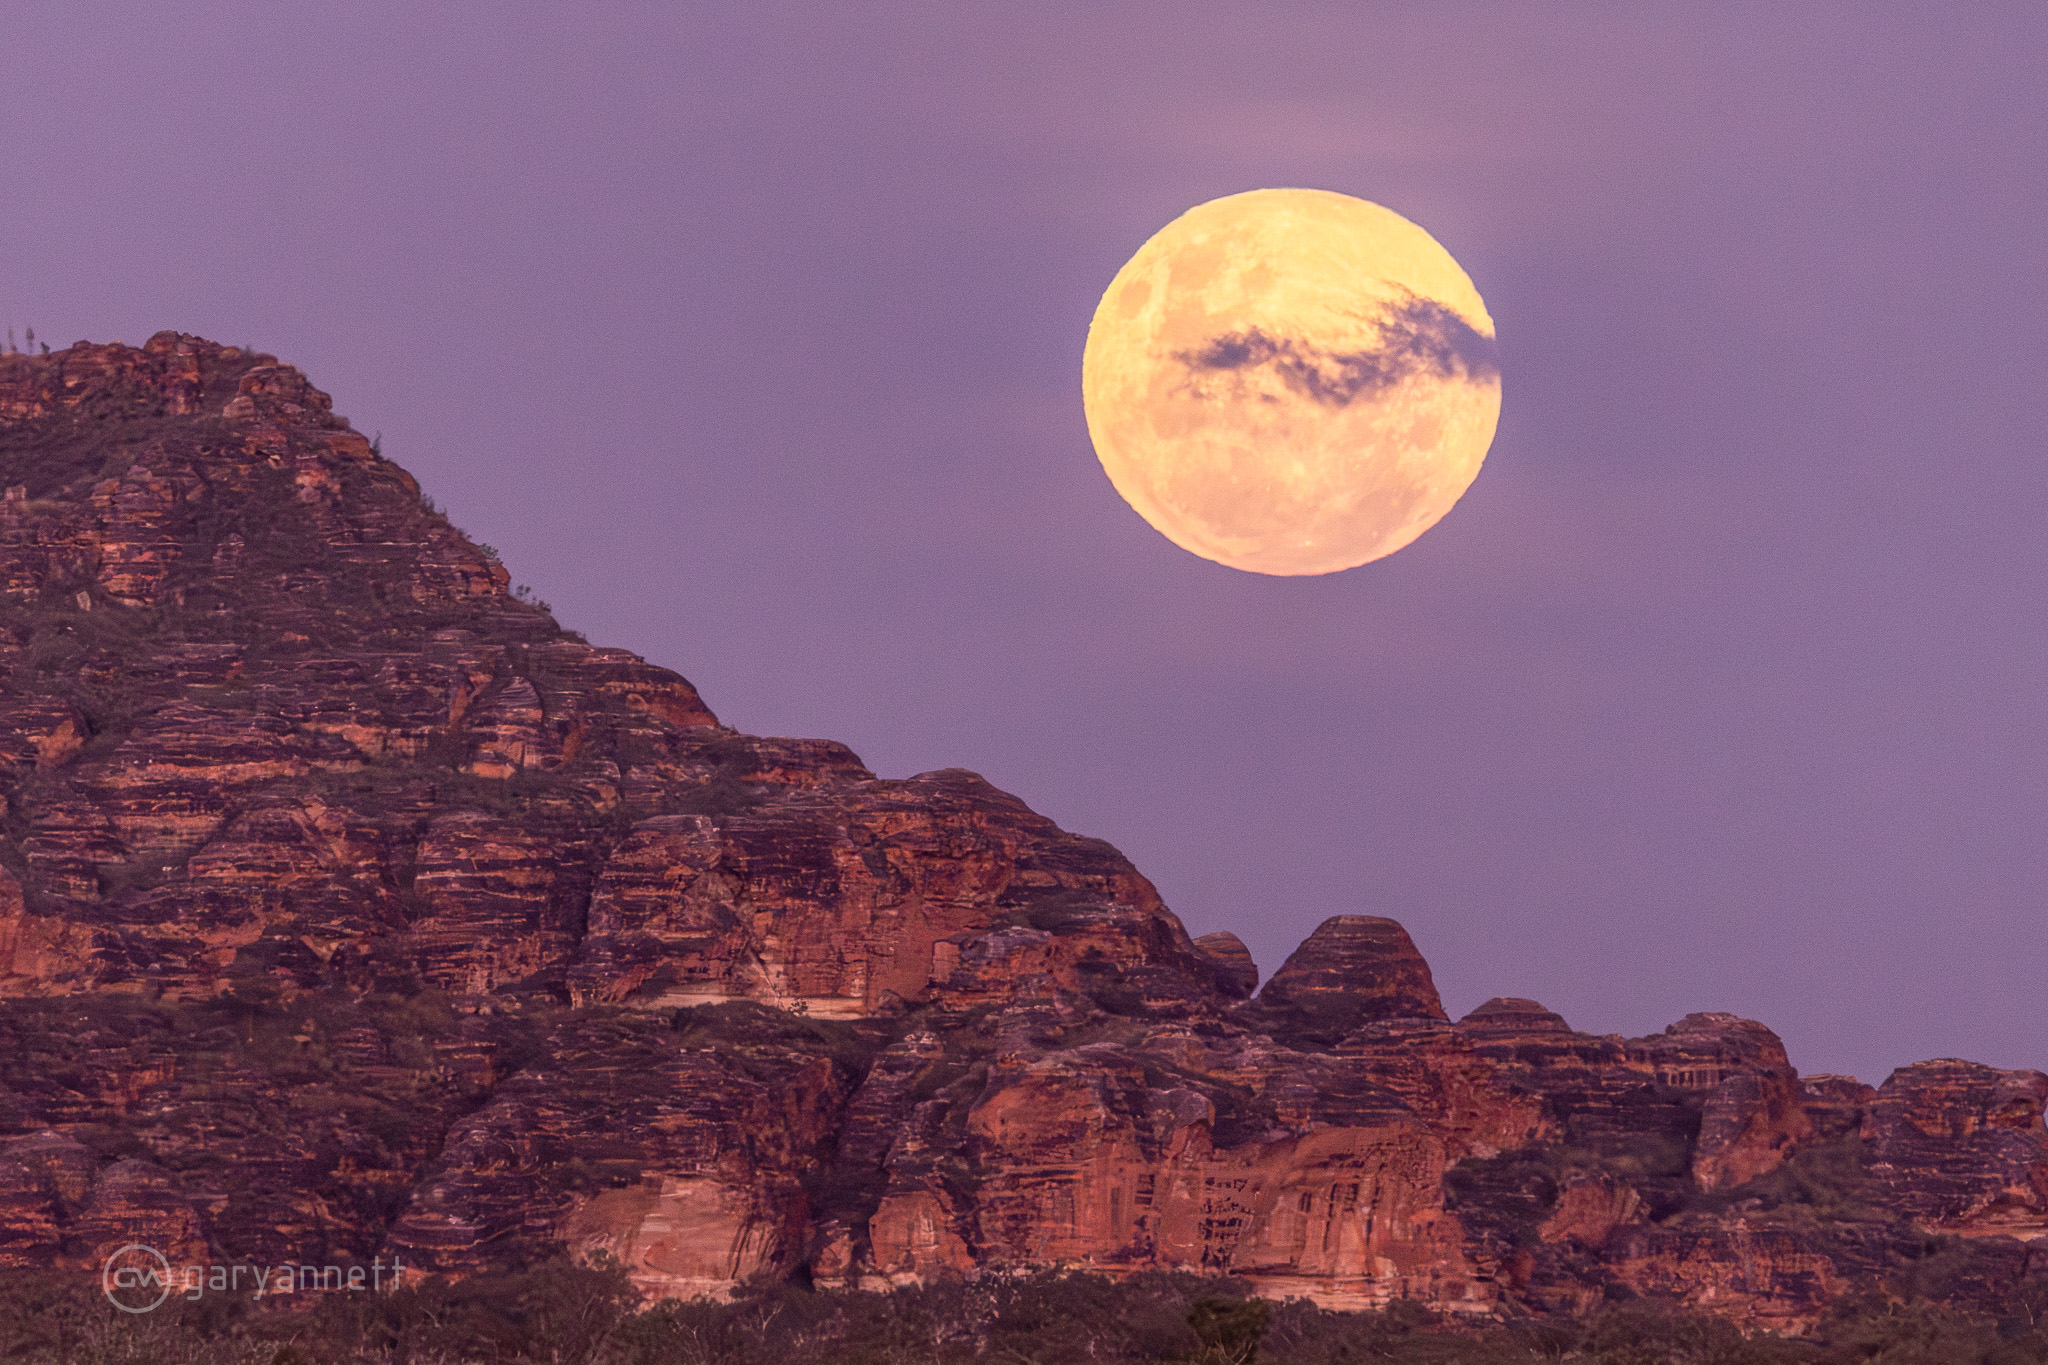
[0,336,2040,1327]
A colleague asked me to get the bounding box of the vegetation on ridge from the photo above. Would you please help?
[1,1262,2045,1364]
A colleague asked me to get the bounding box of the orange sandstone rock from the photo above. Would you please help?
[1863,1060,2048,1239]
[1247,915,1446,1045]
[0,335,2038,1326]
[1193,930,1258,998]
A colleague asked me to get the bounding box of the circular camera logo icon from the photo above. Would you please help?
[102,1243,172,1314]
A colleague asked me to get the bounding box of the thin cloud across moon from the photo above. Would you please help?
[1082,188,1501,575]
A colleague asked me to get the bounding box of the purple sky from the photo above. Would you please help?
[5,4,2043,1085]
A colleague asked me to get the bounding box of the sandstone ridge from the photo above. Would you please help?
[0,336,2039,1327]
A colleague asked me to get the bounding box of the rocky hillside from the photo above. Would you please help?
[0,334,2040,1328]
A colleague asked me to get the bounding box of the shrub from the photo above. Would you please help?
[0,1265,2043,1364]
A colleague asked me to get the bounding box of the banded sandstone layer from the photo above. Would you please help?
[0,335,2040,1327]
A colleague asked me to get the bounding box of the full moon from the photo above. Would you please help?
[1082,188,1501,576]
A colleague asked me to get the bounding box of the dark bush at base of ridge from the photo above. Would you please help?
[4,1261,2047,1365]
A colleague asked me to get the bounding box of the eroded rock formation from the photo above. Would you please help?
[0,336,2039,1327]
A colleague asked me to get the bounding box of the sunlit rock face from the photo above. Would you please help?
[0,336,2040,1324]
[859,1027,1481,1312]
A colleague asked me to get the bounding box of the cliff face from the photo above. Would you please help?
[0,335,2039,1327]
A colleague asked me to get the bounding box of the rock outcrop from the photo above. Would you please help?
[1862,1060,2048,1239]
[1192,930,1258,999]
[0,335,2039,1327]
[1248,915,1447,1043]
